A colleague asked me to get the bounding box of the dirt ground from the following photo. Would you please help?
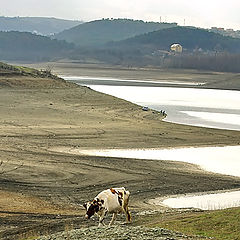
[1,64,240,239]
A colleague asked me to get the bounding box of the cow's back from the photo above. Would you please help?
[96,187,129,213]
[114,187,130,206]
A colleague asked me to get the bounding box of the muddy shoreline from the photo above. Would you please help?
[0,63,240,239]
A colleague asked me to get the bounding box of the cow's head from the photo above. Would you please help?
[83,198,104,219]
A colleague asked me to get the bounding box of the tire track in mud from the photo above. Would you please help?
[0,126,107,141]
[0,154,25,176]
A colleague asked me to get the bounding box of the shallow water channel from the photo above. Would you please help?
[64,76,240,210]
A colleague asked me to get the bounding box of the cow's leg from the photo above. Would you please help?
[98,215,105,227]
[123,205,131,222]
[98,210,107,227]
[126,209,131,222]
[109,213,117,226]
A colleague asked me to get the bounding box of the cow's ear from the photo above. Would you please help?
[83,203,87,209]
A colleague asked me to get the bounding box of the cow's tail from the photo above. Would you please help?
[123,190,131,222]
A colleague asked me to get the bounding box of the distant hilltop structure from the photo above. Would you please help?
[170,43,183,53]
[210,27,240,38]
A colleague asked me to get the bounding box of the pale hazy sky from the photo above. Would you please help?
[1,0,240,30]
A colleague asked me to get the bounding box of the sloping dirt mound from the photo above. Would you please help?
[36,225,206,240]
[0,62,76,88]
[0,190,83,240]
[0,75,76,88]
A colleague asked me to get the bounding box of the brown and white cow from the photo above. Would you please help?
[83,187,131,226]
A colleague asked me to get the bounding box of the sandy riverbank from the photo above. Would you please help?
[0,63,240,239]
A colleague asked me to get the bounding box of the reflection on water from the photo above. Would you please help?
[70,146,240,177]
[160,190,240,210]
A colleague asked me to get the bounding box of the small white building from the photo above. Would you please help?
[170,43,183,53]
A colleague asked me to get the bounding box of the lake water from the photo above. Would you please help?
[152,190,240,210]
[72,146,240,177]
[63,76,240,130]
[89,85,240,131]
[63,76,240,210]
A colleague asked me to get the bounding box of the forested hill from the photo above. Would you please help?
[0,16,82,35]
[0,31,74,61]
[54,19,177,46]
[111,26,240,53]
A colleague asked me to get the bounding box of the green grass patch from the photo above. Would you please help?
[147,208,240,240]
[15,65,38,74]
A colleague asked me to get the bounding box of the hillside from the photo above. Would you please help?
[0,31,74,61]
[54,18,177,46]
[65,26,240,70]
[0,16,82,35]
[111,26,240,53]
[0,61,75,88]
